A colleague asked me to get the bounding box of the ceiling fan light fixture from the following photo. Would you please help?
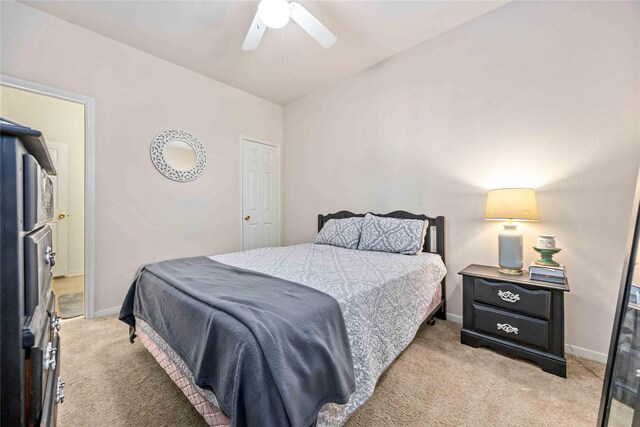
[258,0,290,29]
[243,0,336,51]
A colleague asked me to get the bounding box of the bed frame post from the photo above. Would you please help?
[435,215,447,320]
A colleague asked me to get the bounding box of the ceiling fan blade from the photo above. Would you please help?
[242,11,267,51]
[289,2,336,48]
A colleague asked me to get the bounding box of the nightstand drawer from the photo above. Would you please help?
[473,303,549,350]
[473,278,551,319]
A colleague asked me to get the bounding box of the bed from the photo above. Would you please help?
[120,210,447,427]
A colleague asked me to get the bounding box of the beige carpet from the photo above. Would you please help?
[57,316,605,426]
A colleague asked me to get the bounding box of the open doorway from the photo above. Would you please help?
[0,84,87,319]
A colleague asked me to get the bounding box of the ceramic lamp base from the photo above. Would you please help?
[498,223,524,275]
[499,267,524,276]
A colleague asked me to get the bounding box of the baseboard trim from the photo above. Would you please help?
[446,312,463,324]
[65,270,84,277]
[94,305,121,318]
[565,343,608,364]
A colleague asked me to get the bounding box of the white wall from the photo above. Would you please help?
[283,1,640,359]
[0,86,85,276]
[1,2,283,314]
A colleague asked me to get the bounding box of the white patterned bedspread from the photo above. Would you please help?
[208,243,447,426]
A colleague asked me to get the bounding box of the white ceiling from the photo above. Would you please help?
[23,1,508,105]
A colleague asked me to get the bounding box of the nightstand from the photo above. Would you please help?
[459,264,570,377]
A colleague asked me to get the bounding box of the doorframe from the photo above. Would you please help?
[1,74,97,319]
[46,141,70,277]
[238,135,282,250]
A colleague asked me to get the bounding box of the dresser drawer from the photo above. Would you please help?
[473,278,551,319]
[24,293,57,426]
[24,225,55,317]
[24,154,54,232]
[23,291,57,348]
[473,303,550,350]
[40,333,62,427]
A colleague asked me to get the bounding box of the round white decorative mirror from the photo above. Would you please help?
[164,140,197,171]
[150,130,206,182]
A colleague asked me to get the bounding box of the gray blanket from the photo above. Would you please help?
[119,256,355,427]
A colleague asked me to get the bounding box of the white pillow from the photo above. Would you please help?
[315,217,363,250]
[357,213,428,255]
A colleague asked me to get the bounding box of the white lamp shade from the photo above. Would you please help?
[485,188,538,221]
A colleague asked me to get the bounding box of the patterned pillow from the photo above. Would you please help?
[315,217,363,250]
[357,213,427,255]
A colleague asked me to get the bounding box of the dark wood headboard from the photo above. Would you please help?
[317,210,447,322]
[317,210,446,261]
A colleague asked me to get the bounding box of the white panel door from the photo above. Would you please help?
[242,139,280,250]
[47,141,69,277]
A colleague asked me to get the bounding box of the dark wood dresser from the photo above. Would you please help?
[459,264,570,377]
[1,119,64,426]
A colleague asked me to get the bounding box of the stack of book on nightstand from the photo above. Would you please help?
[529,263,566,284]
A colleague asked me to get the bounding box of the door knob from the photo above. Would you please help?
[244,215,251,221]
[58,213,67,220]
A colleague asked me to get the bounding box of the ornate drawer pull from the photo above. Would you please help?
[56,378,65,404]
[43,342,57,371]
[51,312,61,331]
[45,246,56,267]
[497,323,518,334]
[498,290,520,303]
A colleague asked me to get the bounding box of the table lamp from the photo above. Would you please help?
[485,188,538,275]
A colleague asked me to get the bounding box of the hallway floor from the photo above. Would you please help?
[52,275,84,318]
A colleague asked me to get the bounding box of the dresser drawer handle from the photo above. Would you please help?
[56,377,66,404]
[51,312,61,331]
[498,290,520,303]
[497,323,519,334]
[45,246,56,267]
[43,342,57,371]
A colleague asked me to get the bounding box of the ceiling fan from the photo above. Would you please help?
[242,0,337,51]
